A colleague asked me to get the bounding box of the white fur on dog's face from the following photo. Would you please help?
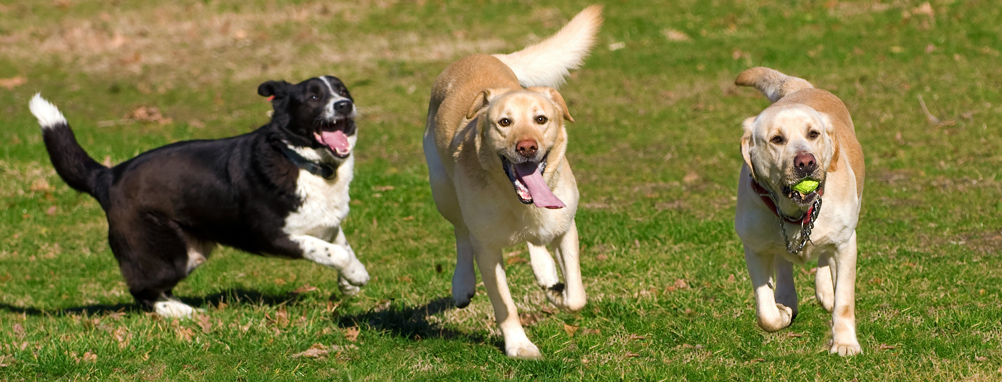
[482,89,566,164]
[741,104,835,212]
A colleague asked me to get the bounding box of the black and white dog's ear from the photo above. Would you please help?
[258,80,292,99]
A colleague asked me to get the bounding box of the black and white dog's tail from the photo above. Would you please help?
[29,94,112,207]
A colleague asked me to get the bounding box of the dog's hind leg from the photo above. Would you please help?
[109,214,199,319]
[536,221,586,311]
[452,225,476,308]
[744,248,793,332]
[527,241,560,294]
[815,252,836,312]
[774,256,799,319]
[474,239,541,359]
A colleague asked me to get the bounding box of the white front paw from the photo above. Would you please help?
[338,276,362,296]
[830,340,862,356]
[341,260,369,286]
[505,340,542,360]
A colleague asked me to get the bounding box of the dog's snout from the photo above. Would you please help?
[794,152,817,175]
[334,100,353,115]
[516,140,538,158]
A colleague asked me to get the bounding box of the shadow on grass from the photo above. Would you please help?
[335,296,497,348]
[0,288,312,317]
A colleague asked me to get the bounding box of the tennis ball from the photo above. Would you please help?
[792,179,819,194]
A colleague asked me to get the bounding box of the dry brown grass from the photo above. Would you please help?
[1,1,508,86]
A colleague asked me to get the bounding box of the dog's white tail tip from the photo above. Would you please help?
[29,93,67,130]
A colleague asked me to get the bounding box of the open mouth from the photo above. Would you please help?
[782,181,821,206]
[313,118,353,158]
[501,154,565,209]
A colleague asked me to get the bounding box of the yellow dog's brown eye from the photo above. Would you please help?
[535,115,548,124]
[498,118,511,127]
[770,136,784,144]
[808,131,820,139]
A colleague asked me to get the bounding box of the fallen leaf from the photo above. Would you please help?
[786,332,802,338]
[624,351,640,358]
[46,206,58,215]
[12,323,25,339]
[519,312,544,326]
[292,284,318,293]
[878,343,896,351]
[82,351,97,363]
[683,172,699,184]
[628,333,646,341]
[344,326,360,342]
[674,279,689,289]
[505,256,527,266]
[291,343,329,359]
[662,29,691,42]
[595,254,609,261]
[563,323,579,337]
[373,185,395,191]
[726,274,736,283]
[29,179,52,192]
[0,76,26,90]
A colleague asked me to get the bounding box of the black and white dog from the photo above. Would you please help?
[28,76,369,318]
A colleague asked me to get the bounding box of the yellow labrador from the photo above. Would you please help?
[422,6,602,358]
[734,67,865,356]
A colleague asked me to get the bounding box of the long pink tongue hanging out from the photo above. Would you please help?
[319,130,351,157]
[513,162,565,209]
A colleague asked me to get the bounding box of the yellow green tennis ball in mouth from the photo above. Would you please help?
[792,179,820,194]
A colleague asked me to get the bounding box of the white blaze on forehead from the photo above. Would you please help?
[318,77,355,119]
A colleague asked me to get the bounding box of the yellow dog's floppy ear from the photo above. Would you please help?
[466,89,504,120]
[528,87,575,123]
[740,116,757,176]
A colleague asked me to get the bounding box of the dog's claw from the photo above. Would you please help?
[830,341,862,356]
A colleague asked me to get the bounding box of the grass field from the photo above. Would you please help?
[2,0,1001,380]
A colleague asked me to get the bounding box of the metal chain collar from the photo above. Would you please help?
[777,196,823,254]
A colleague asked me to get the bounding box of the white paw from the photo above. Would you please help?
[340,260,369,286]
[505,340,542,360]
[338,276,362,297]
[154,300,197,319]
[830,340,862,356]
[758,304,794,332]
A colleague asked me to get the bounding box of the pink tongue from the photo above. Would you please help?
[320,130,350,156]
[514,162,565,209]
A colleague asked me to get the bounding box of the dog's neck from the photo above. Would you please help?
[277,144,338,179]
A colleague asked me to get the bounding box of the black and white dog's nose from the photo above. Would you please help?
[334,100,353,115]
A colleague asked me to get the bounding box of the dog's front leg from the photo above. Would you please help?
[292,233,370,290]
[328,228,366,296]
[829,232,862,356]
[474,239,542,359]
[745,247,793,332]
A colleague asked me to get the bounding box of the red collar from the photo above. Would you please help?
[750,177,823,225]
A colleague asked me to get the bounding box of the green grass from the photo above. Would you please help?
[2,0,1001,380]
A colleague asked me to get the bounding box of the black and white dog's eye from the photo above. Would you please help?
[310,94,319,101]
